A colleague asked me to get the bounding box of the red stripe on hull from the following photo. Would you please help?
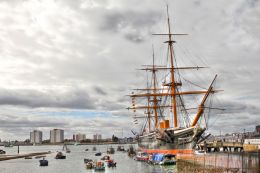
[142,149,193,155]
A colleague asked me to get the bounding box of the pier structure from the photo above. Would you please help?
[200,141,244,153]
[0,152,50,161]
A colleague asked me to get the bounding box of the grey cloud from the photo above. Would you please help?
[100,10,161,42]
[0,88,96,109]
[93,86,107,95]
[0,117,66,128]
[246,0,259,7]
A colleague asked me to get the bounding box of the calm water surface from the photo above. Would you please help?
[0,144,176,173]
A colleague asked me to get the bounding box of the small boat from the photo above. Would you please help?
[4,143,13,147]
[86,161,94,169]
[0,149,6,154]
[24,156,32,159]
[55,152,66,159]
[62,144,71,153]
[39,158,48,166]
[35,155,46,159]
[107,146,115,154]
[101,155,110,161]
[194,150,206,155]
[93,146,97,151]
[95,152,102,156]
[117,145,125,151]
[160,154,176,165]
[149,153,176,165]
[84,158,93,164]
[107,159,116,168]
[74,142,80,146]
[134,152,149,161]
[127,145,136,157]
[94,161,105,171]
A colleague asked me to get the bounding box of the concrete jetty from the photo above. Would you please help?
[0,152,50,161]
[176,152,260,173]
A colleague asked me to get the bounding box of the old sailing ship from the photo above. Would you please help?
[128,8,221,155]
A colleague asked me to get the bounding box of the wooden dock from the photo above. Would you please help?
[0,152,50,161]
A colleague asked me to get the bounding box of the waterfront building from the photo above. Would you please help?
[50,129,64,143]
[256,125,260,133]
[127,137,134,143]
[93,134,102,141]
[30,130,42,144]
[73,133,86,142]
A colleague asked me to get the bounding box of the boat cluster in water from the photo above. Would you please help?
[125,145,176,166]
[133,151,176,165]
[84,155,116,171]
[19,144,130,171]
[83,145,119,171]
[39,151,66,166]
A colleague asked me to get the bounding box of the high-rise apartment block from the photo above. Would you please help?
[50,129,64,143]
[93,134,102,141]
[73,133,86,142]
[30,130,43,144]
[256,125,260,133]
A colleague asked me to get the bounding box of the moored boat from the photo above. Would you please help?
[84,158,93,163]
[149,153,176,165]
[55,152,66,159]
[107,146,115,154]
[85,160,94,169]
[134,152,149,161]
[107,159,117,168]
[0,149,6,154]
[117,145,125,151]
[95,152,102,156]
[127,145,136,157]
[101,155,110,161]
[94,161,105,171]
[35,155,46,159]
[39,158,48,166]
[24,156,32,159]
[62,144,71,153]
[4,143,13,147]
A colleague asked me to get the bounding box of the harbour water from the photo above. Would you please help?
[0,144,176,173]
[1,144,259,173]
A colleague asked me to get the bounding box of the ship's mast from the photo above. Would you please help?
[128,6,220,130]
[146,78,151,132]
[166,6,178,128]
[152,47,159,128]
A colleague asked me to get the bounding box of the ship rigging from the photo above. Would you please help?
[127,6,223,154]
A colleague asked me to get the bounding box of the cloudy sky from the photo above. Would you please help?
[0,0,259,141]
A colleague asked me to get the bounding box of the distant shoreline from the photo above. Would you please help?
[0,142,137,147]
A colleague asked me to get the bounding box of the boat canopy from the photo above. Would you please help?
[152,153,164,162]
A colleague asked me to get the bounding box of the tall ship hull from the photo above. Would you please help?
[138,126,206,154]
[128,6,221,155]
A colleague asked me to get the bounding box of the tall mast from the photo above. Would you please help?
[152,47,158,128]
[146,75,151,132]
[167,6,178,128]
